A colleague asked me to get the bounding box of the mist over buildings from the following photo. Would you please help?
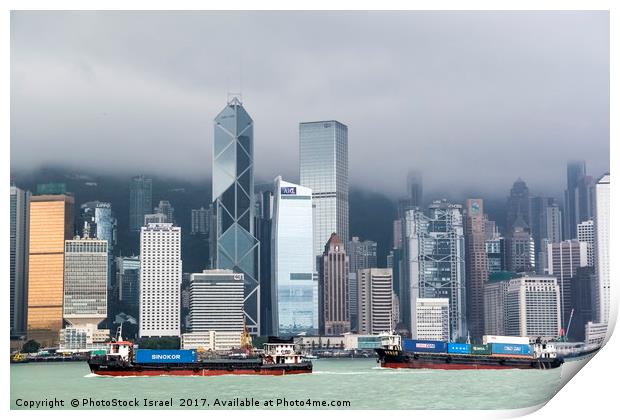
[10,11,610,199]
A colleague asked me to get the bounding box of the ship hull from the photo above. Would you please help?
[376,348,563,370]
[88,359,313,377]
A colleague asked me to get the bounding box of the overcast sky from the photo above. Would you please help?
[11,11,609,198]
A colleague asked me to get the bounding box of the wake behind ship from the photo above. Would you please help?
[375,333,563,370]
[88,334,312,377]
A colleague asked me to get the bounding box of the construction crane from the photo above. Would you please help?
[564,308,575,341]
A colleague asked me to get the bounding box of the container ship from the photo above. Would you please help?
[375,333,563,370]
[88,331,312,377]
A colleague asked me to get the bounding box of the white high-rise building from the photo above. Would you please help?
[299,120,349,265]
[139,223,182,337]
[63,238,108,327]
[593,174,610,325]
[577,219,595,267]
[357,268,394,335]
[412,298,450,341]
[504,274,561,341]
[271,177,317,335]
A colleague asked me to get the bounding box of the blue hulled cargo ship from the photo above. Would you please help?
[375,334,563,370]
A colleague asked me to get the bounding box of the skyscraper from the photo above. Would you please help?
[212,97,260,334]
[530,196,562,271]
[319,233,350,335]
[506,178,531,232]
[139,223,181,337]
[564,160,586,239]
[577,219,595,267]
[347,236,377,330]
[504,274,561,341]
[271,177,317,335]
[79,201,117,288]
[27,191,74,346]
[546,239,587,329]
[464,199,488,340]
[593,173,610,325]
[505,214,535,273]
[116,256,140,319]
[406,170,424,208]
[63,238,108,328]
[255,188,275,336]
[191,207,210,235]
[129,175,152,232]
[10,184,30,338]
[299,120,349,262]
[357,268,394,335]
[405,201,466,340]
[154,200,175,224]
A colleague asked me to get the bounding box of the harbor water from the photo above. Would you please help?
[11,357,585,410]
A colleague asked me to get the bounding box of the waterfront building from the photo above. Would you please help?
[504,274,561,341]
[546,239,588,329]
[59,326,110,351]
[299,120,349,263]
[10,184,30,338]
[191,206,210,235]
[129,175,152,232]
[187,269,245,333]
[357,268,393,335]
[348,236,377,330]
[585,321,607,347]
[404,201,466,340]
[139,223,181,337]
[212,97,260,335]
[319,233,350,335]
[464,199,488,340]
[411,298,450,341]
[63,237,108,328]
[271,177,317,335]
[154,200,175,224]
[577,220,595,267]
[506,178,531,233]
[27,190,75,347]
[593,173,610,325]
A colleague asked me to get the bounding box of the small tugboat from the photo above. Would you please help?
[88,327,312,377]
[375,332,563,370]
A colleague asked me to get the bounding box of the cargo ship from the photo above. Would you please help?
[375,333,563,370]
[88,330,312,377]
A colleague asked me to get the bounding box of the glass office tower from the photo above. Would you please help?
[129,175,152,232]
[212,97,260,335]
[271,177,317,335]
[299,121,349,265]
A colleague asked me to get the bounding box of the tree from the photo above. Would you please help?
[22,340,41,353]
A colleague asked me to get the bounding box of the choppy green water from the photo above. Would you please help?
[11,358,570,410]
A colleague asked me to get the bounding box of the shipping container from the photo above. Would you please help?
[402,339,447,353]
[470,344,492,355]
[447,343,471,355]
[483,335,529,345]
[135,349,197,364]
[491,343,532,356]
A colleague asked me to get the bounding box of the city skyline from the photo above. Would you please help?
[10,11,609,197]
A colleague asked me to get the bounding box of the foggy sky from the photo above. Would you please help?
[10,11,610,198]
